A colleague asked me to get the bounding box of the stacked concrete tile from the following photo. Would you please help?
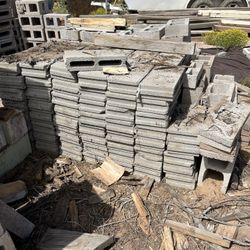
[20,61,58,154]
[164,106,206,189]
[51,61,82,161]
[0,0,17,55]
[0,61,30,128]
[106,69,151,171]
[16,0,50,49]
[43,13,70,41]
[134,68,185,181]
[78,71,107,164]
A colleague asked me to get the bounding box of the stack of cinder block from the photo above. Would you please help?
[162,18,191,42]
[106,69,151,171]
[164,108,204,190]
[16,0,50,49]
[134,68,185,181]
[0,0,17,55]
[12,17,24,52]
[43,13,70,41]
[0,61,30,129]
[51,61,82,161]
[78,71,108,164]
[21,61,58,153]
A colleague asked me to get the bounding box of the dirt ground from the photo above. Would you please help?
[1,149,250,250]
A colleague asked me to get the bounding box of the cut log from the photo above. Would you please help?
[37,228,114,250]
[68,17,126,27]
[94,34,196,55]
[0,180,27,203]
[165,220,231,248]
[0,200,35,239]
[91,157,125,186]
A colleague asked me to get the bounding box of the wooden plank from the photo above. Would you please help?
[214,25,250,33]
[0,180,27,203]
[95,34,195,55]
[0,200,35,239]
[162,226,174,250]
[37,228,114,250]
[216,222,238,239]
[68,17,126,27]
[139,176,154,200]
[221,211,250,222]
[165,220,231,248]
[221,19,250,27]
[198,9,250,17]
[190,22,218,29]
[91,157,125,186]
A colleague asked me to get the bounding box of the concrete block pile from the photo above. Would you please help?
[51,61,82,161]
[16,0,50,49]
[0,0,18,55]
[21,61,58,153]
[0,62,30,130]
[134,68,185,181]
[78,71,107,164]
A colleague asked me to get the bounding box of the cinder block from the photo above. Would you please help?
[15,0,50,15]
[131,24,166,40]
[43,13,70,28]
[45,28,60,41]
[19,14,44,28]
[0,8,12,22]
[0,0,11,9]
[0,37,17,55]
[60,28,79,41]
[64,49,127,72]
[21,28,46,42]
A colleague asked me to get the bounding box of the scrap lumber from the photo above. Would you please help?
[0,223,16,250]
[221,19,250,27]
[165,220,231,248]
[161,226,174,250]
[131,192,151,235]
[198,9,250,19]
[0,200,35,239]
[68,200,79,231]
[37,228,114,250]
[0,180,27,203]
[214,25,250,33]
[91,157,125,186]
[139,176,154,200]
[68,17,126,27]
[94,34,196,55]
[216,222,238,239]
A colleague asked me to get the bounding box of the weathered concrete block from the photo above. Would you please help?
[0,7,12,22]
[43,13,70,28]
[45,28,61,41]
[64,49,127,72]
[50,61,77,81]
[15,0,50,15]
[0,61,20,75]
[60,28,79,41]
[21,28,46,42]
[19,14,44,29]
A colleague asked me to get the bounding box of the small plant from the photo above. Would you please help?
[90,7,107,15]
[203,29,249,50]
[241,76,250,88]
[53,0,68,14]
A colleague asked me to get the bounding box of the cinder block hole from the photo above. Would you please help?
[98,60,122,66]
[46,17,54,26]
[31,17,41,26]
[48,30,56,38]
[58,31,61,39]
[0,21,9,28]
[21,17,30,25]
[0,30,9,37]
[1,41,12,48]
[23,30,31,38]
[42,3,45,11]
[0,0,7,6]
[26,42,34,48]
[70,61,95,67]
[34,31,42,38]
[29,4,38,12]
[0,11,9,16]
[57,17,65,26]
[203,169,223,182]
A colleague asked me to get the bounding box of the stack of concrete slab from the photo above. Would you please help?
[182,60,206,107]
[78,71,107,164]
[162,18,191,42]
[134,68,185,181]
[16,0,50,49]
[164,106,206,189]
[20,61,58,154]
[106,69,151,171]
[51,61,82,161]
[0,0,17,55]
[43,13,70,41]
[0,62,30,128]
